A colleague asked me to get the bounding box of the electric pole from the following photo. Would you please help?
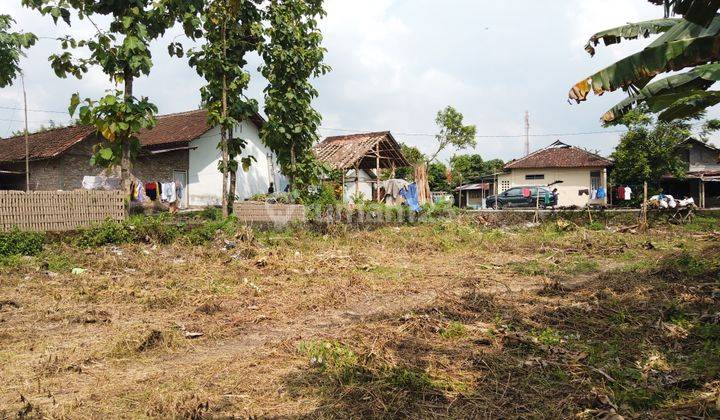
[22,73,29,192]
[524,110,530,156]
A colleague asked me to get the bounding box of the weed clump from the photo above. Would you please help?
[0,229,44,257]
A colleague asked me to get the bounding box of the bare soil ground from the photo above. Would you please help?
[1,217,720,418]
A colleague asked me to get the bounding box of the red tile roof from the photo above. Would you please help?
[314,131,410,170]
[0,109,266,163]
[504,141,613,170]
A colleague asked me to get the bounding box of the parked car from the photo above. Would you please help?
[486,186,557,209]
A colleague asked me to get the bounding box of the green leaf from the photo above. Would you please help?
[99,148,113,161]
[68,93,80,116]
[585,18,680,56]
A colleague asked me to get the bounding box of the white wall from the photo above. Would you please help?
[498,167,608,207]
[188,120,287,207]
[343,169,374,203]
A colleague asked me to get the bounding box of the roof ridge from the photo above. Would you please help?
[324,131,391,141]
[156,108,206,119]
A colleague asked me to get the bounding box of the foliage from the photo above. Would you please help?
[428,162,450,192]
[0,14,36,88]
[394,143,425,181]
[427,106,477,163]
[0,229,44,257]
[10,120,65,137]
[69,92,157,167]
[609,110,692,189]
[182,0,262,216]
[259,0,330,197]
[449,154,504,187]
[23,0,204,188]
[571,1,720,123]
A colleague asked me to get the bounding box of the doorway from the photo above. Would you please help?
[173,170,188,209]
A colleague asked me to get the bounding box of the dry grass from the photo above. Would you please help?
[1,217,719,418]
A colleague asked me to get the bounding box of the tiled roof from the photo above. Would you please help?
[0,125,96,163]
[504,141,613,170]
[314,131,410,170]
[0,109,266,163]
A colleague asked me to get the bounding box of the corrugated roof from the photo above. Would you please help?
[504,140,613,170]
[313,131,410,170]
[0,109,266,163]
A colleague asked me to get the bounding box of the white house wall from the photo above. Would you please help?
[497,167,608,207]
[188,120,287,207]
[343,169,374,203]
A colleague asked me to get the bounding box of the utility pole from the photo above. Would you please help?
[21,73,29,193]
[524,111,530,156]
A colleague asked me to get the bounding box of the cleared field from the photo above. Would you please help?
[1,216,719,418]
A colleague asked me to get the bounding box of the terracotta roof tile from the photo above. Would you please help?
[0,109,266,163]
[504,141,613,170]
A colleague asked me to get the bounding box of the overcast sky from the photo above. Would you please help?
[0,0,710,163]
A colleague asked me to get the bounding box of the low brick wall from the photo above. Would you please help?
[233,202,306,225]
[0,190,126,232]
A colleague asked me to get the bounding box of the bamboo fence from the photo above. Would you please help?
[233,202,305,225]
[0,190,126,232]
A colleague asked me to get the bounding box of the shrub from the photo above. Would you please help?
[74,220,133,247]
[129,215,180,244]
[0,229,45,257]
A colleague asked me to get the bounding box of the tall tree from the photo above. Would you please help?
[0,14,36,88]
[609,108,718,190]
[427,106,477,164]
[23,0,203,196]
[395,143,425,181]
[181,0,261,217]
[259,0,330,200]
[570,0,720,124]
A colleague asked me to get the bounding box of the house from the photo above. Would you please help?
[454,182,492,209]
[0,109,287,207]
[497,141,614,208]
[313,131,410,203]
[660,137,720,208]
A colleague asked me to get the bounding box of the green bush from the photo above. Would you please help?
[129,215,180,244]
[74,220,134,247]
[0,229,44,257]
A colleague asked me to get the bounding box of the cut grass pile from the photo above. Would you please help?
[0,215,718,418]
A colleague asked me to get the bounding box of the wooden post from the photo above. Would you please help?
[640,181,648,231]
[494,174,499,209]
[341,170,346,203]
[354,162,360,197]
[375,143,381,202]
[700,179,706,209]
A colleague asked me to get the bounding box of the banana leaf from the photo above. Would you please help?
[570,34,720,102]
[647,89,720,120]
[585,19,679,56]
[648,0,720,27]
[602,62,720,123]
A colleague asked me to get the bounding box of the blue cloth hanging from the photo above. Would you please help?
[401,183,421,212]
[597,187,606,199]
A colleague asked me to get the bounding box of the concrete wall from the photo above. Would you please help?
[188,120,288,207]
[685,142,720,172]
[343,169,374,203]
[498,167,608,207]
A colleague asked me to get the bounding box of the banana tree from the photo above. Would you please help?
[570,0,720,124]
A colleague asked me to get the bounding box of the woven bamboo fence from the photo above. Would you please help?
[233,202,306,225]
[0,190,126,232]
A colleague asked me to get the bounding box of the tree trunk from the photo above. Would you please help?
[220,24,229,218]
[121,68,134,205]
[289,142,296,203]
[228,130,237,216]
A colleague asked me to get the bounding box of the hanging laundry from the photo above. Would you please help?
[522,188,531,198]
[578,189,590,196]
[590,189,597,200]
[597,187,606,199]
[400,183,420,212]
[617,186,625,200]
[624,186,632,201]
[145,182,158,201]
[161,182,177,203]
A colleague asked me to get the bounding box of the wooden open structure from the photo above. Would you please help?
[314,132,410,201]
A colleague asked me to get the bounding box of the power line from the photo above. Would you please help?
[319,126,630,139]
[0,105,69,115]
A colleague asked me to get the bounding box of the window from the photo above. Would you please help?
[525,174,545,180]
[590,170,601,191]
[505,188,522,197]
[468,190,482,199]
[500,180,511,192]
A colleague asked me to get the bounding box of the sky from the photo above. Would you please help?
[0,0,708,164]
